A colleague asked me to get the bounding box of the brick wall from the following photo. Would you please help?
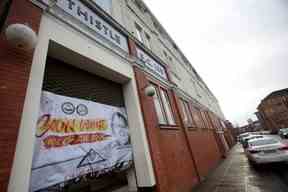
[134,66,199,192]
[133,66,222,192]
[133,66,170,192]
[187,130,221,178]
[0,0,41,190]
[258,95,288,132]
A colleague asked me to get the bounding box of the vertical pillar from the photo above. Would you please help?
[0,0,42,191]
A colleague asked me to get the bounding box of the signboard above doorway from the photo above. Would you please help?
[32,0,129,52]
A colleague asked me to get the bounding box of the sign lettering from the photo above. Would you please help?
[136,46,168,80]
[39,0,128,52]
[30,91,132,191]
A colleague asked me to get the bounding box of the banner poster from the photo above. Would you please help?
[30,91,132,191]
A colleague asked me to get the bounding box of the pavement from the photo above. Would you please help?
[193,143,288,192]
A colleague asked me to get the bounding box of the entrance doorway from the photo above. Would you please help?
[34,57,131,192]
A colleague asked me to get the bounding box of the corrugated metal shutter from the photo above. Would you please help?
[43,57,125,107]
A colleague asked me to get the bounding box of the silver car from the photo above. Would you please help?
[242,135,264,148]
[245,137,288,164]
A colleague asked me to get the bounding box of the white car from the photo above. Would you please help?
[238,133,251,142]
[241,135,264,148]
[245,137,288,164]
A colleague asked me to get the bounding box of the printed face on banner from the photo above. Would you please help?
[30,91,132,191]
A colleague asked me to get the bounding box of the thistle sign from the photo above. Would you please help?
[36,0,129,52]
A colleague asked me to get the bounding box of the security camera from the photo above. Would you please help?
[5,23,38,50]
[144,85,156,97]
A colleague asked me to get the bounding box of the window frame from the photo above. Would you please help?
[191,106,205,129]
[150,82,177,127]
[204,111,214,130]
[180,99,195,128]
[135,23,144,43]
[151,84,167,125]
[159,87,176,126]
[144,32,151,50]
[200,110,210,129]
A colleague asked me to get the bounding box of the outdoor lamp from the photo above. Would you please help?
[5,23,38,50]
[144,85,156,97]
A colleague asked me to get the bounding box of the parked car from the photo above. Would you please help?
[245,137,288,164]
[241,135,264,148]
[258,131,272,135]
[238,133,251,143]
[279,128,288,139]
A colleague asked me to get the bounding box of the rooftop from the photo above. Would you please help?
[264,88,288,101]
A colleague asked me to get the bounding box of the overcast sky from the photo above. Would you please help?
[143,0,288,126]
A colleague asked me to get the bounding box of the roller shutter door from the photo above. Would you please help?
[43,57,125,107]
[41,57,128,192]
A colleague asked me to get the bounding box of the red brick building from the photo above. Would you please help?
[257,88,288,133]
[0,0,234,191]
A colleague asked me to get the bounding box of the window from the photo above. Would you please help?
[160,89,175,125]
[93,0,112,14]
[145,33,151,49]
[163,50,168,57]
[135,24,143,43]
[200,111,210,129]
[151,84,176,125]
[180,99,193,127]
[217,118,224,131]
[191,106,205,128]
[210,113,221,130]
[133,0,147,12]
[135,23,152,49]
[221,121,226,129]
[152,87,166,124]
[208,112,217,130]
[172,43,178,50]
[205,111,213,129]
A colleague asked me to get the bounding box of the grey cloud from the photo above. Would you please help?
[144,0,288,125]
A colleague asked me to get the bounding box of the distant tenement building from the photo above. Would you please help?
[257,88,288,132]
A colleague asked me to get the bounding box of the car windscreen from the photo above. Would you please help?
[240,133,249,137]
[245,135,262,140]
[249,139,278,146]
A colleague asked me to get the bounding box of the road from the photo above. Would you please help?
[193,142,288,192]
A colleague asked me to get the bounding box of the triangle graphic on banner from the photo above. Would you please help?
[77,149,106,168]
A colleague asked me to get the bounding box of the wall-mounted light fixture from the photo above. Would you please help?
[5,23,38,50]
[144,85,156,97]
